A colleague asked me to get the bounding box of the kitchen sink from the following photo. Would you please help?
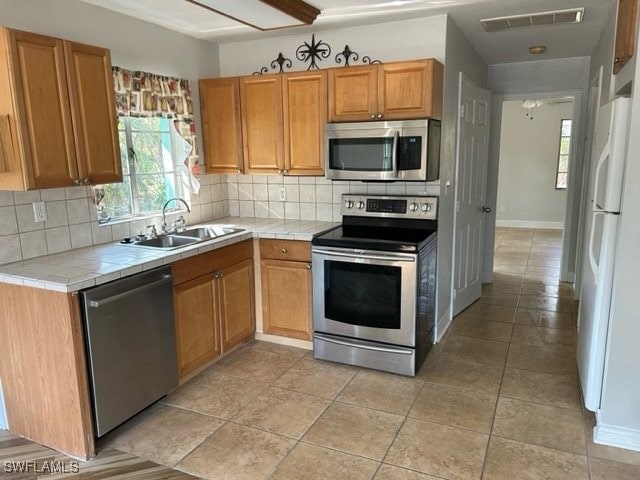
[134,235,199,249]
[121,225,246,249]
[178,226,245,240]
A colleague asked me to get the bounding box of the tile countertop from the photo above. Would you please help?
[0,217,338,293]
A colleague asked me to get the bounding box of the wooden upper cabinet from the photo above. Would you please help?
[328,59,443,122]
[65,41,121,184]
[380,59,443,120]
[283,70,327,175]
[328,65,378,122]
[2,30,78,189]
[240,74,284,174]
[200,77,243,173]
[614,0,638,74]
[0,28,121,190]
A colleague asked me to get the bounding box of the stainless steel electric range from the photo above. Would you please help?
[311,194,438,376]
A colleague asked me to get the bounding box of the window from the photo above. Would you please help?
[98,117,185,223]
[556,119,572,190]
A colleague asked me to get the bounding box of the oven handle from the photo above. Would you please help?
[315,333,414,355]
[312,247,415,263]
[391,130,399,178]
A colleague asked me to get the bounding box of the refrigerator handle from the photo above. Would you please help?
[592,143,610,209]
[588,211,601,278]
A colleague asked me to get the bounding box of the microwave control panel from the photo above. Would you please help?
[341,194,437,220]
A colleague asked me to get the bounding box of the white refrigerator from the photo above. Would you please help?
[577,97,632,412]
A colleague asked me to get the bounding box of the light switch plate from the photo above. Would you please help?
[33,201,47,222]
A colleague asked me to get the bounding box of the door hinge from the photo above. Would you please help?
[459,105,465,118]
[453,290,457,299]
[456,200,461,213]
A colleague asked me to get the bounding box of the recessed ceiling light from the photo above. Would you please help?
[529,45,547,54]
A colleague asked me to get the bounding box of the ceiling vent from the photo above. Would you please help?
[480,8,585,33]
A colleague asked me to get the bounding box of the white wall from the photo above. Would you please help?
[439,16,487,336]
[219,16,447,76]
[495,100,572,228]
[0,0,227,264]
[485,57,590,282]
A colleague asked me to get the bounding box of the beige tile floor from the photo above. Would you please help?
[99,227,640,480]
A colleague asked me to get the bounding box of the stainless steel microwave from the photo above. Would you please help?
[325,119,441,181]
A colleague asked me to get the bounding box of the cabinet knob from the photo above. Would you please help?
[370,114,376,119]
[307,263,311,269]
[614,57,621,64]
[237,168,242,173]
[83,177,91,185]
[73,178,81,186]
[281,248,288,253]
[220,273,224,278]
[377,113,383,119]
[283,169,289,175]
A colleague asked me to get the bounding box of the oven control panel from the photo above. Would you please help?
[341,194,438,220]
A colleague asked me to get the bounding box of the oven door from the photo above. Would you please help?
[312,246,417,346]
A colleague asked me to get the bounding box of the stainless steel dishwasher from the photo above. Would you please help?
[80,266,178,437]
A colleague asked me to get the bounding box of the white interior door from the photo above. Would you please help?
[452,74,492,316]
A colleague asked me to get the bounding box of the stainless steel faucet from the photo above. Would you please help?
[161,197,191,234]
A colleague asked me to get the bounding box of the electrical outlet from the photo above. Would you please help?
[33,201,47,222]
[278,187,287,201]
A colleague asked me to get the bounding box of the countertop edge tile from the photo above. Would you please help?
[0,217,338,292]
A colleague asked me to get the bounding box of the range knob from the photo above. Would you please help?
[421,203,432,212]
[357,201,365,209]
[344,200,354,209]
[408,203,419,212]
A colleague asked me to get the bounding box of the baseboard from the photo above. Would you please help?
[255,332,313,350]
[594,423,640,452]
[496,220,564,229]
[436,307,452,343]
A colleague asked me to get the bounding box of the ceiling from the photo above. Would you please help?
[79,0,615,64]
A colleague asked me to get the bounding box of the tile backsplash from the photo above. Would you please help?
[0,174,228,265]
[0,172,440,265]
[225,174,440,222]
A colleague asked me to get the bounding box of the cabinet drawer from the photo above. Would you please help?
[172,239,253,286]
[259,239,311,262]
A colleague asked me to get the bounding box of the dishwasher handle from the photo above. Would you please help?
[88,274,172,308]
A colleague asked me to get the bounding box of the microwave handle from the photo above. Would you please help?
[391,130,399,178]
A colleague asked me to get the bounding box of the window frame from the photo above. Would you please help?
[555,118,572,190]
[99,116,186,224]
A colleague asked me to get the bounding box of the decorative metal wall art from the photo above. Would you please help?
[296,34,331,70]
[252,37,381,74]
[335,45,358,66]
[252,52,293,75]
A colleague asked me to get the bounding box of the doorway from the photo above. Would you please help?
[483,90,584,286]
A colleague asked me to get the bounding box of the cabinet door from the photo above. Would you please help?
[240,75,284,174]
[328,65,378,122]
[380,60,443,120]
[7,30,78,188]
[614,0,638,73]
[261,259,312,340]
[65,41,122,185]
[283,70,327,175]
[174,274,220,378]
[219,258,255,352]
[200,77,243,173]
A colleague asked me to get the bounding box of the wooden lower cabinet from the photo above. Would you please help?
[259,239,313,341]
[172,240,255,378]
[174,273,221,377]
[220,259,255,350]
